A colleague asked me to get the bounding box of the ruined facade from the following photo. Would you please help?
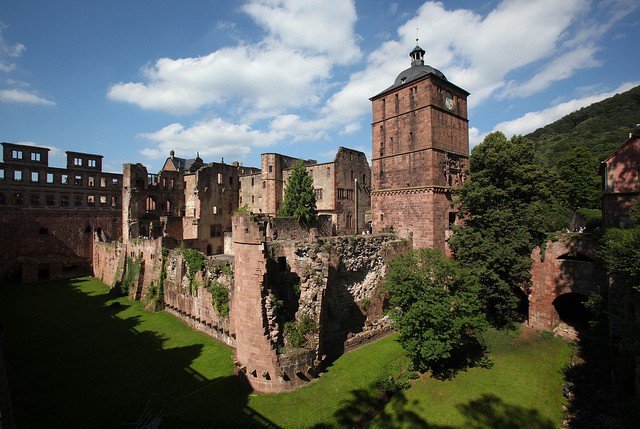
[239,147,372,235]
[123,151,259,255]
[370,45,469,250]
[602,125,640,228]
[0,142,122,282]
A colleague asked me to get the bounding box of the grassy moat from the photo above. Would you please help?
[0,277,571,428]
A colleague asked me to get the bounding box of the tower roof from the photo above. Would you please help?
[370,44,468,100]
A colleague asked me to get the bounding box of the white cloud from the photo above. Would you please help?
[493,81,639,136]
[0,88,55,105]
[0,23,25,58]
[108,0,359,116]
[138,117,284,162]
[242,0,360,64]
[501,46,600,98]
[468,127,486,149]
[0,61,15,72]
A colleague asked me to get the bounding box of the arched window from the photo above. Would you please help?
[145,197,156,213]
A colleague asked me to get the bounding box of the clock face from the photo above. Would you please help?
[444,92,454,111]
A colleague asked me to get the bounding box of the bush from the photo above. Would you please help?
[208,280,230,317]
[576,208,602,230]
[383,248,490,377]
[285,314,317,349]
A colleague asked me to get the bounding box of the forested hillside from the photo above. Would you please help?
[527,85,640,165]
[521,85,640,209]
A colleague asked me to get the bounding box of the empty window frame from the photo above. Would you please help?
[12,150,23,159]
[87,159,96,168]
[46,173,54,183]
[31,171,39,182]
[74,175,82,186]
[88,176,95,187]
[46,194,55,206]
[73,157,82,166]
[31,152,41,161]
[14,170,22,181]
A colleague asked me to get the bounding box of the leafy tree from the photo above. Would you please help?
[382,248,489,378]
[449,132,569,326]
[279,160,317,223]
[552,148,601,210]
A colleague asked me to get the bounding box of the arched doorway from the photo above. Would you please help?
[552,292,590,330]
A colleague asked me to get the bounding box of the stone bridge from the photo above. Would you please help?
[529,234,605,332]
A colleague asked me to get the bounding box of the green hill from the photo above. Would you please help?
[526,84,640,166]
[518,85,640,210]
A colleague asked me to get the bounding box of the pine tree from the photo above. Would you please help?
[279,160,317,223]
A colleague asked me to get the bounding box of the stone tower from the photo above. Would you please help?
[370,44,469,250]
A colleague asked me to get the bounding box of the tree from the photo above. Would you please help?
[449,132,569,327]
[552,148,601,210]
[382,248,489,378]
[279,160,317,223]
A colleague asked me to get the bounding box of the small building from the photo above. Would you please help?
[239,147,371,235]
[0,142,122,282]
[602,125,640,227]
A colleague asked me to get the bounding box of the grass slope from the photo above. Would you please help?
[0,278,571,428]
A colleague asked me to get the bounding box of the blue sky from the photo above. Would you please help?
[1,0,638,173]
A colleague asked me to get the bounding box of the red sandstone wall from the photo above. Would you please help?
[529,234,605,331]
[0,211,121,281]
[92,241,125,287]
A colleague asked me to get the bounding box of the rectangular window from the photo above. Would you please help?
[268,165,273,173]
[74,195,82,207]
[31,152,41,161]
[315,189,323,201]
[213,206,219,215]
[61,174,68,184]
[46,173,54,183]
[210,224,222,237]
[99,195,107,207]
[100,177,107,187]
[12,150,23,159]
[87,159,96,167]
[13,192,23,205]
[217,173,223,184]
[74,175,82,186]
[112,178,118,187]
[39,227,48,235]
[88,176,95,187]
[46,194,55,206]
[0,168,4,180]
[111,196,118,207]
[14,170,22,181]
[60,195,69,206]
[30,194,40,205]
[87,195,95,207]
[73,157,82,166]
[229,176,233,185]
[31,171,39,182]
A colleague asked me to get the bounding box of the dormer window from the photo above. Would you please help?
[88,159,96,168]
[73,157,82,166]
[31,152,41,161]
[11,150,23,160]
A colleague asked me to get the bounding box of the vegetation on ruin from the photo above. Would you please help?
[382,248,490,377]
[144,247,168,310]
[207,279,230,318]
[449,131,569,327]
[278,160,317,223]
[114,254,141,296]
[0,277,571,427]
[181,247,205,293]
[284,314,317,349]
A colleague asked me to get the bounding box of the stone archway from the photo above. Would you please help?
[528,234,604,334]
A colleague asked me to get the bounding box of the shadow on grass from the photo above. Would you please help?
[0,278,279,428]
[313,389,555,429]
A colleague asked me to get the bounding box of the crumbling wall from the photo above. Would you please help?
[92,240,125,288]
[163,253,235,346]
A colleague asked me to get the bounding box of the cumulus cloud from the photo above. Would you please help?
[0,88,55,105]
[108,0,359,116]
[138,117,284,161]
[493,81,639,136]
[243,0,361,64]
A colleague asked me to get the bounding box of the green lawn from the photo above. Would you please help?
[0,277,571,428]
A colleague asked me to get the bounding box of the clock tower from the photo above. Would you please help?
[370,44,469,250]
